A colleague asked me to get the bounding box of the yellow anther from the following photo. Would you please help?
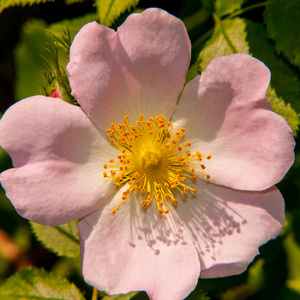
[141,200,148,208]
[112,209,117,214]
[171,199,178,205]
[103,113,212,215]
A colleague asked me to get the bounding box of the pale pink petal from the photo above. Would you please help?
[78,187,200,300]
[67,8,191,130]
[174,180,284,277]
[173,54,295,191]
[0,96,117,226]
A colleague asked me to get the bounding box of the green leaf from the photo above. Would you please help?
[0,0,54,14]
[266,86,299,135]
[102,292,139,300]
[0,267,85,299]
[214,0,245,17]
[30,220,80,258]
[95,0,139,27]
[199,18,249,71]
[14,19,49,100]
[64,0,84,4]
[245,19,300,114]
[264,0,300,69]
[198,17,300,135]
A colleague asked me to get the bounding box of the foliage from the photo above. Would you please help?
[96,0,139,26]
[0,267,85,299]
[0,0,300,299]
[30,220,80,258]
[0,0,54,13]
[264,0,300,69]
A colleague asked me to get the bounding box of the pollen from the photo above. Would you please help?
[103,114,211,214]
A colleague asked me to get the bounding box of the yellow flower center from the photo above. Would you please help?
[141,151,162,173]
[103,114,211,215]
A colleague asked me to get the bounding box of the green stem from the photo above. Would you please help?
[92,288,98,300]
[224,1,269,20]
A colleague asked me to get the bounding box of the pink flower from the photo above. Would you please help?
[0,8,295,300]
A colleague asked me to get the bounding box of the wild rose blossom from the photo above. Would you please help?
[0,8,295,300]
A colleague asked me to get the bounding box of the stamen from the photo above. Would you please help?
[103,114,212,214]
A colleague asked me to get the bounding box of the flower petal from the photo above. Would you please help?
[0,96,117,226]
[175,180,284,277]
[78,188,200,300]
[67,8,191,130]
[173,53,295,190]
